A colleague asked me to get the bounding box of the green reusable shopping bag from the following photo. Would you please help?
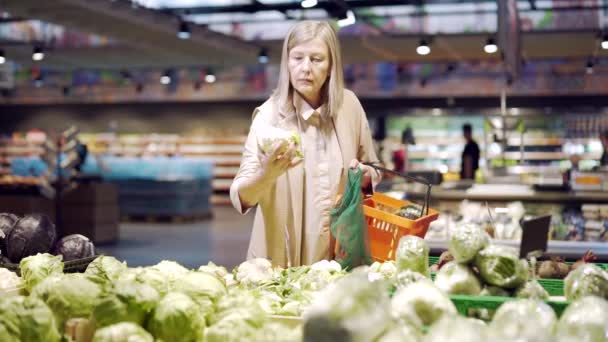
[330,168,372,270]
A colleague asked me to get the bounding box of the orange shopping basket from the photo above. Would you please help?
[361,163,439,262]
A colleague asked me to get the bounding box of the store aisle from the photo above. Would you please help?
[96,206,254,270]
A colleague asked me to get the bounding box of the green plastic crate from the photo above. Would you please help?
[449,294,569,318]
[428,255,608,297]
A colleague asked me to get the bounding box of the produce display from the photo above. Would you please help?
[537,251,597,279]
[426,200,608,242]
[0,213,95,265]
[0,226,607,341]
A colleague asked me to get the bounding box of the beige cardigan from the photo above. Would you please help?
[230,89,381,267]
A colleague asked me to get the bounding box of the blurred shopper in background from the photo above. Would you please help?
[230,21,381,267]
[600,130,608,167]
[460,123,480,180]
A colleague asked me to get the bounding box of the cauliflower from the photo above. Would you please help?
[0,268,22,293]
[235,258,274,286]
[310,260,342,273]
[368,261,397,282]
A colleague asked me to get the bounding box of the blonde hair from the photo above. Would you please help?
[273,20,344,118]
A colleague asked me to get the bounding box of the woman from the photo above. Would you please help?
[230,20,381,267]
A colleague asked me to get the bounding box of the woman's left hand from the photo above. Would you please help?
[349,159,372,190]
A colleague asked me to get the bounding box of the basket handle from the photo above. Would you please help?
[362,162,433,216]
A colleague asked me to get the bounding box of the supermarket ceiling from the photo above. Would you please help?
[0,0,607,70]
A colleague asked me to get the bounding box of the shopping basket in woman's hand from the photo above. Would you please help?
[330,163,439,268]
[362,162,439,261]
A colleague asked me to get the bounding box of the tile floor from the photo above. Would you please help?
[96,206,254,270]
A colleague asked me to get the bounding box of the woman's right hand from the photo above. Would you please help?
[259,140,302,182]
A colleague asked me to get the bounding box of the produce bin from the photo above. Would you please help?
[449,294,569,317]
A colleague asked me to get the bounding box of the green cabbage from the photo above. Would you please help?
[0,322,19,342]
[206,314,259,342]
[173,271,227,305]
[85,255,127,287]
[395,236,430,277]
[0,295,61,342]
[489,299,556,342]
[425,315,489,342]
[448,223,490,263]
[93,295,146,329]
[150,260,189,284]
[304,270,392,342]
[146,292,205,342]
[474,245,529,289]
[516,279,550,300]
[19,253,64,293]
[31,273,102,327]
[92,322,153,342]
[210,289,267,326]
[555,296,608,342]
[564,263,608,301]
[114,267,170,297]
[434,261,481,295]
[391,279,457,326]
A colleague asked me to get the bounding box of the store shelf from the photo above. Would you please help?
[402,186,608,203]
[487,152,600,160]
[426,238,608,260]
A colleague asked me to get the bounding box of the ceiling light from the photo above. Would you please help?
[337,10,356,28]
[586,59,594,74]
[484,38,498,54]
[602,33,608,50]
[205,69,216,83]
[258,48,269,64]
[416,39,430,56]
[32,46,44,61]
[0,49,4,64]
[177,21,191,40]
[301,0,317,8]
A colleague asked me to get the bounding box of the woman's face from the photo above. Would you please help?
[288,38,330,106]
